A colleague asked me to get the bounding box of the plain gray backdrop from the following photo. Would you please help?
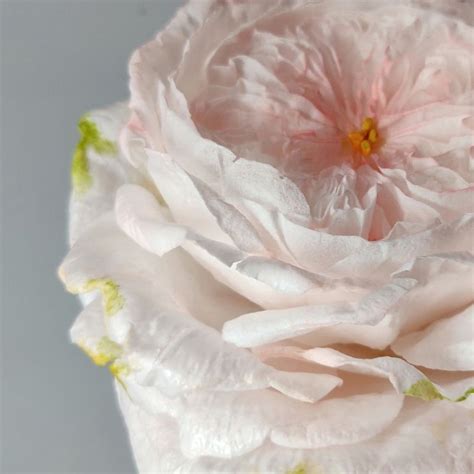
[1,1,183,472]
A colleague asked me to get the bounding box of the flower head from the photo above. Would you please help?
[61,1,474,472]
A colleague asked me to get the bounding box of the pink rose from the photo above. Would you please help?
[61,1,474,472]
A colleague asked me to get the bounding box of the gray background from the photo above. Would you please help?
[1,1,183,472]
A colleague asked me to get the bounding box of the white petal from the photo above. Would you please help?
[394,253,474,333]
[119,381,473,474]
[179,391,402,457]
[392,305,474,371]
[271,392,404,449]
[115,183,369,308]
[146,150,233,245]
[69,102,143,245]
[116,382,184,473]
[186,174,267,254]
[115,184,187,256]
[222,279,415,348]
[279,213,474,278]
[61,215,340,402]
[301,348,426,393]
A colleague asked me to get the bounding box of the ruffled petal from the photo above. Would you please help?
[265,345,473,402]
[61,215,341,403]
[270,392,404,449]
[69,102,143,245]
[392,305,474,371]
[222,278,416,348]
[115,182,369,308]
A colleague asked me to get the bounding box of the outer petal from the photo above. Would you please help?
[279,212,474,277]
[115,182,370,309]
[222,278,416,349]
[115,183,188,256]
[60,215,341,403]
[394,253,474,333]
[223,252,473,349]
[116,384,185,473]
[122,381,402,458]
[69,102,143,245]
[392,305,474,371]
[270,392,403,449]
[118,384,473,474]
[264,346,474,402]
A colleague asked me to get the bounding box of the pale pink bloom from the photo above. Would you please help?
[61,1,474,472]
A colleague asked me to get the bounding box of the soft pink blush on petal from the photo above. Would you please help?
[188,5,473,239]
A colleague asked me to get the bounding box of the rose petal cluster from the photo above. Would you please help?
[61,1,474,472]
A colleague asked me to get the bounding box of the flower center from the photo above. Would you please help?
[347,117,379,162]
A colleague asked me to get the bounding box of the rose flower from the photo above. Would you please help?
[60,1,474,472]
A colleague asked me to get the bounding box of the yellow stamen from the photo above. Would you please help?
[361,140,371,156]
[346,116,379,160]
[361,117,375,132]
[348,131,364,148]
[368,128,378,144]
